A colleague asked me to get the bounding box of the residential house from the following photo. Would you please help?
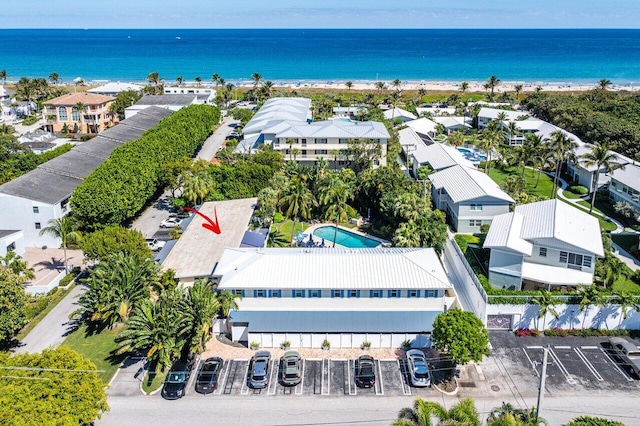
[608,163,640,217]
[433,116,472,134]
[399,128,474,177]
[163,86,216,104]
[43,92,115,134]
[214,247,456,348]
[405,117,438,143]
[0,230,25,257]
[124,94,204,119]
[416,106,456,117]
[429,165,514,233]
[383,107,416,123]
[483,199,604,290]
[333,106,364,119]
[477,107,527,129]
[0,107,172,248]
[87,82,142,96]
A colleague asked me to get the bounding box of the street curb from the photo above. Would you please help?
[433,377,459,396]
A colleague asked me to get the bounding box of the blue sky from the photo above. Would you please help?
[4,0,640,28]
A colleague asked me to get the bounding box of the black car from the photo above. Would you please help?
[355,355,376,388]
[161,361,191,400]
[195,357,223,394]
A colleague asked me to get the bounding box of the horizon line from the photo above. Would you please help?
[2,27,640,31]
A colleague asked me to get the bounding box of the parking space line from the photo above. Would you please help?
[213,360,231,395]
[548,348,577,385]
[322,359,330,395]
[397,360,411,395]
[186,358,201,395]
[555,345,571,349]
[348,360,356,395]
[526,345,543,349]
[522,348,540,378]
[600,347,634,382]
[375,360,384,396]
[267,359,277,395]
[296,359,305,395]
[574,348,604,381]
[581,346,598,349]
[240,360,250,395]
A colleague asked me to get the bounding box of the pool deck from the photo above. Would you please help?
[300,223,391,248]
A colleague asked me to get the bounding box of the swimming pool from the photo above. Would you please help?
[313,226,381,248]
[457,147,487,163]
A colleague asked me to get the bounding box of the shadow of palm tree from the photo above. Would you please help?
[34,256,65,270]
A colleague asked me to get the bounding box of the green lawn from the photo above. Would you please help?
[612,234,640,257]
[142,368,168,394]
[276,220,308,242]
[62,323,125,383]
[612,275,640,294]
[562,189,583,200]
[488,166,554,199]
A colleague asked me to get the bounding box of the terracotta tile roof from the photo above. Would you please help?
[43,92,115,106]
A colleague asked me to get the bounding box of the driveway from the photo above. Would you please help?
[14,283,85,354]
[196,116,238,162]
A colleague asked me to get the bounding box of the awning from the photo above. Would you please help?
[521,262,593,286]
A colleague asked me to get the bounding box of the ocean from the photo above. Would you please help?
[2,29,640,84]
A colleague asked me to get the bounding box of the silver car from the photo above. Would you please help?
[406,349,431,387]
[281,351,302,386]
[249,351,271,388]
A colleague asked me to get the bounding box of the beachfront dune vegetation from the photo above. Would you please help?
[71,105,220,228]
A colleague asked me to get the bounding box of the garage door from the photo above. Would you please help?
[487,314,513,330]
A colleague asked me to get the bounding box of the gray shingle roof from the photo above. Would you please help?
[135,94,197,106]
[0,169,81,205]
[100,125,144,143]
[37,150,105,180]
[72,137,124,159]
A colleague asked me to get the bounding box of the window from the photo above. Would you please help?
[348,289,360,298]
[568,253,583,266]
[408,290,419,298]
[470,204,483,211]
[58,106,68,121]
[583,256,592,268]
[293,289,305,298]
[6,242,16,252]
[309,289,321,298]
[231,289,245,297]
[539,247,547,257]
[315,138,327,144]
[469,220,482,227]
[559,251,568,263]
[71,107,80,122]
[388,290,400,298]
[269,290,281,298]
[332,290,343,298]
[560,251,591,269]
[32,206,39,214]
[301,138,307,146]
[301,150,307,157]
[339,138,348,144]
[315,150,327,155]
[35,222,41,230]
[425,290,438,298]
[254,290,267,298]
[370,290,382,298]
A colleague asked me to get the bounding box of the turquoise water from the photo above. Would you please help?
[457,147,487,163]
[313,226,381,249]
[2,29,640,83]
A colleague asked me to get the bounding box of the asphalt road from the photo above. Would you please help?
[14,284,84,354]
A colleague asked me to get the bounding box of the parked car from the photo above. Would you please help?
[281,351,302,386]
[160,217,182,228]
[406,349,431,387]
[195,357,223,394]
[146,238,166,252]
[173,210,192,219]
[161,361,191,400]
[609,337,640,378]
[249,350,271,389]
[355,355,376,388]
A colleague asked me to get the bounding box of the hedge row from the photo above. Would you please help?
[72,105,220,228]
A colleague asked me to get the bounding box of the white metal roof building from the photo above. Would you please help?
[242,97,312,136]
[484,199,604,290]
[215,247,456,348]
[430,165,514,233]
[609,164,640,215]
[87,82,142,96]
[383,107,416,122]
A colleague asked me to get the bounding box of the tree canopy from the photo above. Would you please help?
[79,226,151,262]
[432,309,490,365]
[0,346,108,425]
[0,267,29,345]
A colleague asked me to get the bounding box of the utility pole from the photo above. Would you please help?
[535,345,550,420]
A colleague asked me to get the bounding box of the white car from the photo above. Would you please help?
[160,217,182,228]
[146,238,166,252]
[406,349,431,387]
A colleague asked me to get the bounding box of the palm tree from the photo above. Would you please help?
[486,75,501,99]
[447,131,465,148]
[530,290,561,330]
[375,81,386,94]
[211,73,221,86]
[319,176,356,248]
[263,80,274,99]
[394,397,480,426]
[48,72,60,85]
[217,290,242,335]
[251,72,263,89]
[280,177,317,244]
[612,290,639,327]
[581,142,624,213]
[459,81,469,95]
[183,174,212,206]
[598,79,612,90]
[549,131,577,198]
[345,81,353,90]
[393,222,421,248]
[194,76,202,86]
[487,402,547,426]
[74,101,86,133]
[0,69,6,85]
[74,252,157,327]
[185,279,220,353]
[146,71,160,87]
[39,216,80,273]
[392,78,402,94]
[514,84,523,102]
[577,285,603,329]
[479,129,502,174]
[175,76,183,86]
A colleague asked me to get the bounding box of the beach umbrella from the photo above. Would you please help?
[321,238,325,247]
[309,233,314,244]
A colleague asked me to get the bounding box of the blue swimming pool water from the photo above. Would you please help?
[313,226,381,248]
[457,147,487,163]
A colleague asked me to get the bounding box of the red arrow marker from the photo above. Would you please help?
[182,206,221,234]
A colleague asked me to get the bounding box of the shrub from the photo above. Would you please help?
[322,339,331,349]
[544,328,630,338]
[361,341,372,349]
[514,328,540,337]
[401,339,412,349]
[249,341,260,350]
[480,224,490,234]
[569,185,589,195]
[58,267,80,287]
[21,116,38,126]
[280,340,291,349]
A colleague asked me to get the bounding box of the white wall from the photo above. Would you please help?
[0,194,64,248]
[0,230,25,257]
[247,332,433,349]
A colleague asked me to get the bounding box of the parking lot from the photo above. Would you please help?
[163,355,440,399]
[489,332,640,393]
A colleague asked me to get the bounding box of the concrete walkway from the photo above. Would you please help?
[14,284,85,354]
[196,116,238,161]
